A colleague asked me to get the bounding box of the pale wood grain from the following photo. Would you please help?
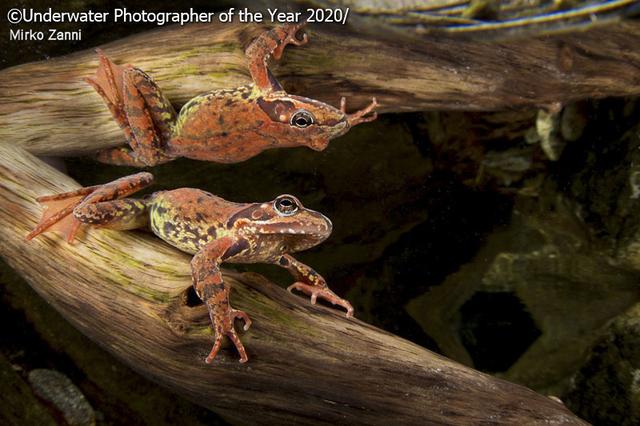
[0,143,588,424]
[0,21,639,157]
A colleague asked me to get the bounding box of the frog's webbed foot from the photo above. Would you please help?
[341,97,379,127]
[86,50,176,167]
[25,187,97,244]
[85,49,129,127]
[25,172,153,244]
[206,307,252,364]
[287,282,354,318]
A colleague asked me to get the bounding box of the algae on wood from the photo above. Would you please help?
[1,21,640,158]
[0,143,587,424]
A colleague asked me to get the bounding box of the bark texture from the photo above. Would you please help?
[0,21,639,157]
[0,143,588,424]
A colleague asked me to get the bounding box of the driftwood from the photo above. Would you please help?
[287,0,640,37]
[0,143,587,424]
[0,20,639,157]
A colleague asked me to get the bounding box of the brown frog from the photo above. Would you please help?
[26,172,352,363]
[86,23,378,167]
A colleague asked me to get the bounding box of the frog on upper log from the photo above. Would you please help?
[26,173,352,363]
[86,23,378,167]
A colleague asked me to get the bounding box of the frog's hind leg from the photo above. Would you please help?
[74,199,150,231]
[26,172,153,243]
[116,66,176,166]
[85,50,175,167]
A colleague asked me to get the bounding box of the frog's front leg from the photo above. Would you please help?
[86,50,176,167]
[275,254,354,317]
[191,237,252,363]
[341,96,379,127]
[26,172,153,243]
[245,23,308,93]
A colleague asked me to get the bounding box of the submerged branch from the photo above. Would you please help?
[0,21,639,157]
[0,144,587,424]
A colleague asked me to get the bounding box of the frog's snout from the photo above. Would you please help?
[321,214,333,237]
[307,211,333,245]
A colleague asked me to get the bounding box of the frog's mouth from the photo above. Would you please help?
[306,120,349,151]
[256,229,331,252]
[256,215,333,249]
[257,221,332,238]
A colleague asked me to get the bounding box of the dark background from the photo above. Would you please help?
[2,1,640,425]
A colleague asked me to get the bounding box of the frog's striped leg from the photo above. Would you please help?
[85,49,175,167]
[73,199,150,230]
[26,172,153,243]
[117,65,176,166]
[191,237,252,364]
[245,23,308,93]
[276,254,354,317]
[94,147,163,168]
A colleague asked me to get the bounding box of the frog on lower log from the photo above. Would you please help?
[26,172,353,363]
[86,23,378,167]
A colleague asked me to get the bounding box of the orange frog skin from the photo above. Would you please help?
[26,173,353,363]
[86,23,378,167]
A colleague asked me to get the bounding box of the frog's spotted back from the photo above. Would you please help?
[27,173,352,363]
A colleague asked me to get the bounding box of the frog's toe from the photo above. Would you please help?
[26,192,88,243]
[288,30,308,47]
[231,309,252,331]
[205,330,248,364]
[287,282,355,318]
[331,296,354,318]
[345,304,355,318]
[272,23,309,60]
[284,22,307,38]
[287,282,306,295]
[226,330,249,363]
[206,310,250,364]
[345,97,379,127]
[205,336,223,364]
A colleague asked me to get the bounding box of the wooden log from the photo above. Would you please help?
[0,20,639,157]
[0,143,587,424]
[297,0,640,37]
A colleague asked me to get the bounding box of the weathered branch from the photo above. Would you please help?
[292,0,640,37]
[0,143,586,424]
[0,20,639,157]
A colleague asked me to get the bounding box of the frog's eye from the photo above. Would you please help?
[290,110,315,128]
[274,195,299,216]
